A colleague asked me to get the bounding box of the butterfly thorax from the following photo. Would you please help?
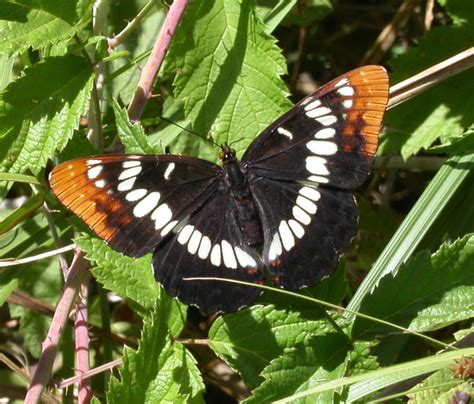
[220,144,263,246]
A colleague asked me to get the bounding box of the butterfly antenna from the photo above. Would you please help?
[228,137,245,147]
[157,115,220,148]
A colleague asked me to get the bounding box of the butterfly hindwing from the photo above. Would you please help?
[250,178,358,289]
[153,188,264,313]
[242,65,389,190]
[49,155,220,257]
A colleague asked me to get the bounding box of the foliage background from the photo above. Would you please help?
[0,0,473,402]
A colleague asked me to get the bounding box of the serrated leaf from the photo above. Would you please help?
[165,0,291,157]
[76,235,158,312]
[380,0,474,159]
[113,99,160,154]
[352,235,474,339]
[0,0,91,56]
[106,300,204,403]
[76,235,187,330]
[429,129,474,154]
[209,305,335,388]
[0,55,94,175]
[246,334,349,403]
[406,367,467,403]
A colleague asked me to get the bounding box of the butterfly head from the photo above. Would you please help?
[219,143,237,163]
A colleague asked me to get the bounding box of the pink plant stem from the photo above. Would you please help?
[25,249,87,404]
[75,271,92,404]
[127,0,190,122]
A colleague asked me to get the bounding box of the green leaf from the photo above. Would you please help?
[406,367,469,403]
[0,192,45,236]
[106,300,204,403]
[347,153,474,318]
[113,99,160,154]
[428,128,474,154]
[352,235,474,339]
[259,0,297,33]
[0,0,91,56]
[380,0,474,159]
[0,172,41,186]
[165,0,291,157]
[209,305,335,388]
[76,235,158,312]
[246,334,349,403]
[0,55,94,175]
[278,347,474,402]
[76,235,187,330]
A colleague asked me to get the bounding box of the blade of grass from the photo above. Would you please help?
[273,346,474,403]
[347,152,474,318]
[0,172,42,186]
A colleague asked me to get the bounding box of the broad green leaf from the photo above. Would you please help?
[347,340,379,376]
[106,300,204,403]
[209,305,335,388]
[76,235,187,331]
[113,100,160,154]
[0,278,18,306]
[76,235,158,312]
[277,347,474,403]
[429,128,474,154]
[352,235,474,339]
[0,55,94,175]
[0,0,91,56]
[380,0,474,159]
[165,0,291,157]
[246,334,349,403]
[148,96,217,163]
[406,367,469,403]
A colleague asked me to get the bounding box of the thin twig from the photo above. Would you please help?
[25,249,88,403]
[108,0,158,49]
[361,0,417,65]
[57,358,123,389]
[127,0,190,122]
[388,47,474,109]
[424,0,435,32]
[0,244,76,267]
[7,289,137,348]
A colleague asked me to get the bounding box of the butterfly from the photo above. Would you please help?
[49,65,389,313]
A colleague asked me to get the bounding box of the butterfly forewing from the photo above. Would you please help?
[153,189,264,313]
[49,155,220,257]
[243,65,389,190]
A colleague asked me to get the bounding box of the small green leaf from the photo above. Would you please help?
[428,129,474,154]
[246,334,349,403]
[166,0,291,157]
[406,367,469,403]
[0,55,94,175]
[353,234,474,339]
[113,100,160,154]
[209,305,334,388]
[380,0,474,158]
[76,235,158,312]
[0,0,91,56]
[0,192,45,236]
[106,300,204,403]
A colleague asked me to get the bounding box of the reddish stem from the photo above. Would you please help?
[127,0,190,122]
[24,250,87,404]
[75,272,92,403]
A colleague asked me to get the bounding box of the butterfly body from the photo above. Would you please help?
[50,66,390,313]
